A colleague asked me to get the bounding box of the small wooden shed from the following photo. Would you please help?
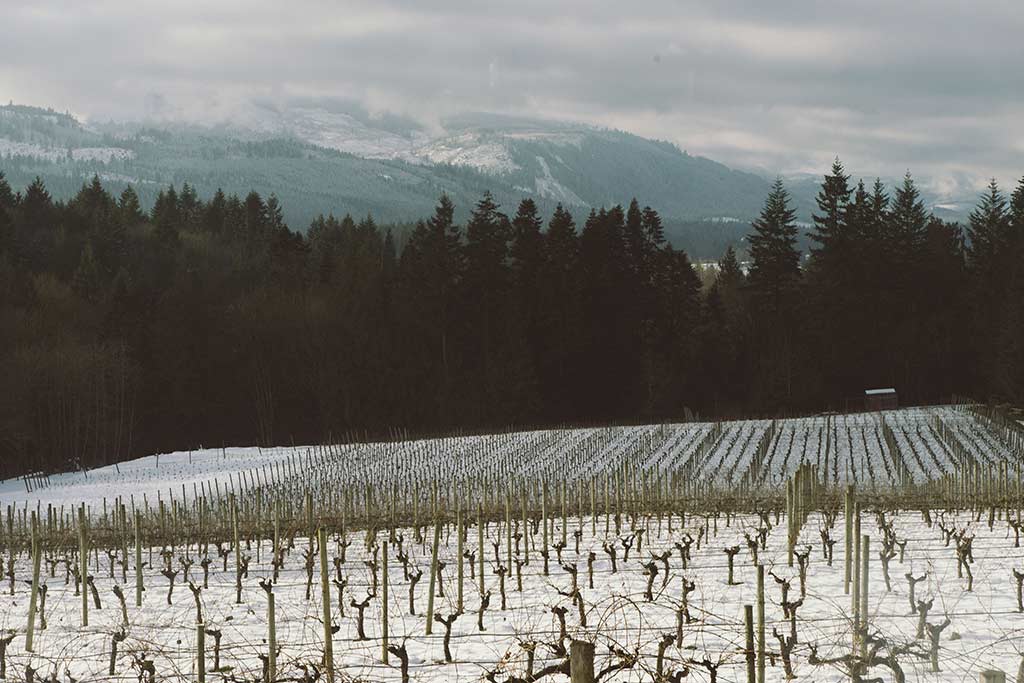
[864,388,898,411]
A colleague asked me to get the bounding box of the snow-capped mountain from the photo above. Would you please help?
[0,100,977,260]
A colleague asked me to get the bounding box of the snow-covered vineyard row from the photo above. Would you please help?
[1,507,1024,681]
[0,404,1021,682]
[3,405,1021,516]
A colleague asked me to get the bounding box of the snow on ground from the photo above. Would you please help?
[0,406,985,515]
[413,133,521,174]
[0,405,1017,682]
[1,510,1021,682]
[0,137,134,163]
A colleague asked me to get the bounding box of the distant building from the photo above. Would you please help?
[865,388,898,411]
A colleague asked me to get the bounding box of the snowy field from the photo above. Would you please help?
[0,510,1022,682]
[0,406,1005,514]
[0,404,1021,682]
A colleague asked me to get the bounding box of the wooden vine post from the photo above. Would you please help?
[456,505,464,614]
[135,510,144,606]
[196,622,206,682]
[232,497,242,604]
[860,534,870,658]
[426,519,441,635]
[744,605,755,683]
[25,511,41,652]
[844,485,853,595]
[851,509,861,654]
[478,504,485,597]
[318,526,335,682]
[569,640,595,683]
[78,504,89,627]
[268,588,277,681]
[382,540,389,664]
[756,564,765,683]
[542,483,549,573]
[786,478,794,567]
[505,490,513,579]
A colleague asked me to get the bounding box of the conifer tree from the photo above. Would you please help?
[888,172,929,267]
[1010,177,1024,235]
[509,198,544,384]
[967,179,1009,273]
[0,172,15,212]
[969,180,1012,392]
[463,191,512,415]
[73,243,102,303]
[717,245,744,304]
[624,198,646,282]
[118,187,144,226]
[747,178,800,314]
[746,178,801,405]
[399,194,464,420]
[807,160,857,399]
[997,183,1024,400]
[510,198,543,308]
[537,204,579,416]
[202,189,228,236]
[809,158,852,257]
[0,173,14,258]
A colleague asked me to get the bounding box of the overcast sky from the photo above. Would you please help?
[3,1,1023,196]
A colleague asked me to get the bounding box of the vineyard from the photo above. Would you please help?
[1,404,1024,682]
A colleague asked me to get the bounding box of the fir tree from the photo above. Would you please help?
[463,191,512,418]
[509,198,544,385]
[0,172,15,212]
[510,198,543,299]
[967,179,1009,272]
[1011,177,1024,234]
[0,173,14,257]
[747,178,800,314]
[538,204,579,417]
[399,194,464,419]
[969,180,1013,393]
[73,242,102,303]
[118,187,144,226]
[809,158,852,257]
[888,172,929,265]
[746,178,801,405]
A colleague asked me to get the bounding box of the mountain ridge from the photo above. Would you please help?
[0,101,974,259]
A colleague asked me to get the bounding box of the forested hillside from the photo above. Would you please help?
[0,103,831,259]
[1,162,1021,477]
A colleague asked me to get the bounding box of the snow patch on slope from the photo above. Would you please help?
[0,138,134,163]
[534,155,586,206]
[412,133,520,173]
[280,108,428,162]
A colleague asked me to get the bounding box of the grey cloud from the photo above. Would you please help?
[1,0,1022,194]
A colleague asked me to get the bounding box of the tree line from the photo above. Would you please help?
[0,163,1022,477]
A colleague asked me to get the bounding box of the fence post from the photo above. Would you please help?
[979,670,1005,683]
[860,534,870,658]
[381,539,389,664]
[426,519,441,635]
[318,526,335,683]
[232,498,242,604]
[757,565,765,683]
[744,605,755,683]
[267,590,276,682]
[844,485,853,595]
[135,510,144,607]
[25,512,40,652]
[456,505,464,614]
[197,623,206,683]
[570,640,595,683]
[78,504,89,627]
